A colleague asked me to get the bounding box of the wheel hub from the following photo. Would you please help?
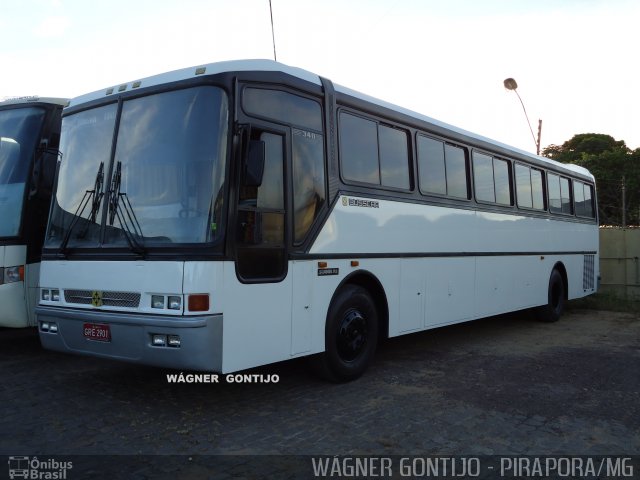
[337,309,367,362]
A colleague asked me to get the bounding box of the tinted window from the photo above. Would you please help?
[256,133,284,209]
[243,88,322,131]
[574,181,585,216]
[445,144,468,198]
[236,130,286,280]
[585,184,594,217]
[339,113,379,184]
[379,125,410,189]
[339,112,410,189]
[473,152,495,202]
[417,136,446,195]
[516,164,532,208]
[548,173,562,213]
[531,169,545,210]
[292,128,325,243]
[494,158,511,205]
[0,107,46,238]
[574,181,595,218]
[560,177,572,214]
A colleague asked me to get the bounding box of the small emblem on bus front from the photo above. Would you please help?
[91,291,103,307]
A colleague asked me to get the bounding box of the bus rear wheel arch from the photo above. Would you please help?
[315,284,379,382]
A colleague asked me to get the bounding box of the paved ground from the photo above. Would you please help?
[1,307,638,478]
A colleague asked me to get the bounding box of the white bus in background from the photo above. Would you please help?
[37,60,598,381]
[0,97,66,328]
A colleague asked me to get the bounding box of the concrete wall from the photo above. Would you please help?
[599,228,640,298]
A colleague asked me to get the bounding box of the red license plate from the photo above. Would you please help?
[83,323,111,342]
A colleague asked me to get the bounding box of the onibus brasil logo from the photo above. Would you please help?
[8,456,72,479]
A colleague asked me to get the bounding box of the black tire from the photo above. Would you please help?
[535,269,565,322]
[314,284,378,382]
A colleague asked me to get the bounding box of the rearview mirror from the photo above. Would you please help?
[29,147,60,199]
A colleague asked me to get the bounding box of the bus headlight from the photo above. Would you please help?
[151,295,165,309]
[4,265,24,284]
[168,296,182,310]
[41,288,61,302]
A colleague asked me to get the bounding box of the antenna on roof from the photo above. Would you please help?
[269,0,277,61]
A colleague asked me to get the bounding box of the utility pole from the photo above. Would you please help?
[536,119,542,155]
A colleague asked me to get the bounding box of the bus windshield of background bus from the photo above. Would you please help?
[0,107,46,238]
[46,86,229,250]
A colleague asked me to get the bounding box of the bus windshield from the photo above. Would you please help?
[0,107,46,238]
[46,86,229,251]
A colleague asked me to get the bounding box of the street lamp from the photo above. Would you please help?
[504,78,542,155]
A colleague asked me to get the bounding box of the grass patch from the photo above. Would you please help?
[568,291,640,313]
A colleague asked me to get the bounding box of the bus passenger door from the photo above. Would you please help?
[224,127,294,372]
[235,129,287,281]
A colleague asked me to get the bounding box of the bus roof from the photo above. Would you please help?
[66,59,593,181]
[1,96,69,107]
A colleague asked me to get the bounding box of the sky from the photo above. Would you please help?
[1,0,638,153]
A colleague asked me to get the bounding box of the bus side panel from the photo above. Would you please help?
[475,255,546,318]
[425,257,476,328]
[220,262,294,373]
[0,245,29,327]
[290,260,314,355]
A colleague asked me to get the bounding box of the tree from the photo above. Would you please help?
[542,134,640,226]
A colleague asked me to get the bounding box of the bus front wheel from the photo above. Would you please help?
[315,284,378,382]
[535,269,565,322]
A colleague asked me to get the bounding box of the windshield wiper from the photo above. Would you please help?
[107,161,146,256]
[58,162,104,256]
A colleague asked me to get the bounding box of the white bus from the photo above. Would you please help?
[1,97,66,328]
[37,60,598,380]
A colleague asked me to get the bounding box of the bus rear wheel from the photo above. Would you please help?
[535,269,565,322]
[315,285,378,382]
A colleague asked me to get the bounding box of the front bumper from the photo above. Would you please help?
[36,305,223,371]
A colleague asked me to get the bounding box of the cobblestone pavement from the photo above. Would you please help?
[1,308,638,478]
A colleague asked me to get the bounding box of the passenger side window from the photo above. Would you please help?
[472,152,512,205]
[560,177,572,214]
[339,112,410,189]
[473,152,494,202]
[516,164,545,210]
[548,173,572,214]
[574,180,595,218]
[548,173,562,213]
[340,113,379,184]
[515,164,533,208]
[494,158,511,205]
[379,125,410,189]
[417,135,468,199]
[417,136,446,195]
[531,168,545,210]
[583,184,594,217]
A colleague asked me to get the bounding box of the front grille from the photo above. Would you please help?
[64,289,141,308]
[583,255,595,290]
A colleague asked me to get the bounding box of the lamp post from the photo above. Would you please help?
[504,78,542,155]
